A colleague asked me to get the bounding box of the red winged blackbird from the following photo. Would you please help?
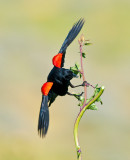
[38,19,85,137]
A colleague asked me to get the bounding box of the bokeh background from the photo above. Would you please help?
[0,0,130,160]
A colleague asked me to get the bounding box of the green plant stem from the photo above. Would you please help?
[74,86,105,159]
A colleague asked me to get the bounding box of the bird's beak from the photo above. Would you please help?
[73,73,78,78]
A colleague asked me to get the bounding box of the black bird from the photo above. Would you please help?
[38,19,85,137]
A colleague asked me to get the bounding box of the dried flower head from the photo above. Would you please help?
[78,34,85,44]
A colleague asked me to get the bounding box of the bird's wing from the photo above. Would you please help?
[38,95,49,137]
[59,18,85,67]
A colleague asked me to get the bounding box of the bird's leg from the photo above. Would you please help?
[70,81,95,88]
[67,92,84,97]
[69,82,83,88]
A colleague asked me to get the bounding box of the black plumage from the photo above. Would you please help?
[48,18,84,105]
[38,18,85,136]
[38,95,49,136]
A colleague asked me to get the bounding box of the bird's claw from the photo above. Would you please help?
[82,81,95,88]
[82,81,89,87]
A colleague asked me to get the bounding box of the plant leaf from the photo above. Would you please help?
[82,52,86,58]
[87,103,98,110]
[75,63,80,70]
[84,42,92,45]
[70,66,79,75]
[79,72,82,78]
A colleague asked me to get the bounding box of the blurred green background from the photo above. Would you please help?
[0,0,130,160]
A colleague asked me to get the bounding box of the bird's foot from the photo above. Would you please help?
[82,81,95,88]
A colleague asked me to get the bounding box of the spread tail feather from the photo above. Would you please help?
[38,95,49,137]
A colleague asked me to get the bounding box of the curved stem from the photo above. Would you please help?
[74,86,105,159]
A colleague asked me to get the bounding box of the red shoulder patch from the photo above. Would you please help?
[41,82,53,96]
[52,53,63,68]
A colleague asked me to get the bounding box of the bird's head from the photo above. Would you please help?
[52,53,63,68]
[41,82,53,96]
